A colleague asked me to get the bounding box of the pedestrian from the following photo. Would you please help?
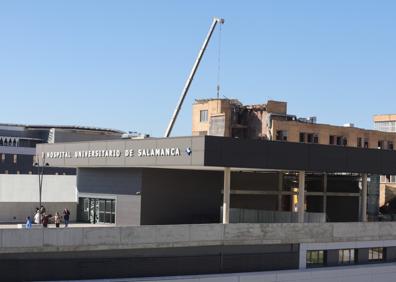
[54,212,61,228]
[34,209,40,224]
[25,216,32,229]
[40,205,46,215]
[42,213,51,228]
[63,208,70,227]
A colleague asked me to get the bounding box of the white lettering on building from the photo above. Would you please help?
[45,147,183,159]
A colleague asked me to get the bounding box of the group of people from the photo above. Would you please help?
[25,206,70,228]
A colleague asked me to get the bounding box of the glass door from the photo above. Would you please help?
[78,197,116,224]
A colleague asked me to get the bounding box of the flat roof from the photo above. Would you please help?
[373,114,396,122]
[37,136,396,175]
[0,123,124,134]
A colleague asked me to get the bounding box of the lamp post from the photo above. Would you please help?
[33,155,49,223]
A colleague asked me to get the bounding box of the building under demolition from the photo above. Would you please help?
[192,99,396,149]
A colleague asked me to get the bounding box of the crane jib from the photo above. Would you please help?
[164,17,225,138]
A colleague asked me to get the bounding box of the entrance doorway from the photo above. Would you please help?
[78,197,116,224]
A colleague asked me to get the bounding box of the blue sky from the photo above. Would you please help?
[0,1,395,136]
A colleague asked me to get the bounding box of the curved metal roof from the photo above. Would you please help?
[0,123,125,134]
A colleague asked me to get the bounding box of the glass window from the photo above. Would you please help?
[106,200,111,212]
[388,141,394,150]
[105,213,111,223]
[99,212,105,222]
[339,249,355,265]
[200,110,208,122]
[307,133,313,143]
[307,250,325,268]
[313,134,319,144]
[299,132,305,143]
[378,140,385,149]
[329,135,335,145]
[364,138,369,148]
[369,247,384,261]
[357,137,362,148]
[276,130,288,141]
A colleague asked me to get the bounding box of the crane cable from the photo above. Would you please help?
[216,22,222,99]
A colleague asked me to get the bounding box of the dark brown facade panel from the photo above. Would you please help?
[204,136,396,174]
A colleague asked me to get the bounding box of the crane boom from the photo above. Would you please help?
[164,17,224,137]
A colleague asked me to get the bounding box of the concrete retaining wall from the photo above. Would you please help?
[1,222,396,254]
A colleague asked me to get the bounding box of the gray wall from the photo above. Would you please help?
[141,169,223,225]
[77,168,142,195]
[115,194,141,225]
[0,174,77,222]
[77,168,142,225]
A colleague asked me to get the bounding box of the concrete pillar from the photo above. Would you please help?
[278,172,283,211]
[222,167,231,224]
[361,173,368,222]
[298,171,305,223]
[323,173,327,216]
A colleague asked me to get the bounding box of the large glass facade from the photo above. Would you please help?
[374,121,396,132]
[78,197,116,224]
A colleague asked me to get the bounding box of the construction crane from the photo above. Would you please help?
[164,17,225,137]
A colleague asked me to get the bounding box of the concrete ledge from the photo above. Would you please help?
[1,222,396,254]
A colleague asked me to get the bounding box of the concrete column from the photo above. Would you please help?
[323,173,327,216]
[222,167,231,224]
[298,171,305,223]
[299,244,307,269]
[278,172,283,211]
[361,173,368,222]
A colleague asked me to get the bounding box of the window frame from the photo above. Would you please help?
[199,110,208,123]
[338,249,356,265]
[368,247,384,262]
[306,250,325,268]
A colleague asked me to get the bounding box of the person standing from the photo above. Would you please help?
[54,212,61,228]
[34,210,40,224]
[25,216,32,229]
[63,208,70,227]
[42,213,50,228]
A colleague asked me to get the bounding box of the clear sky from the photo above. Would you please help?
[1,1,395,136]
